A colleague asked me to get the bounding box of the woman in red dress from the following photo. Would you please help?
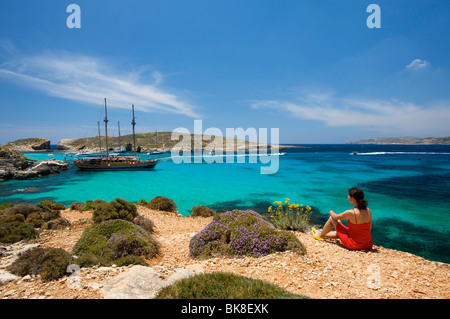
[312,187,373,250]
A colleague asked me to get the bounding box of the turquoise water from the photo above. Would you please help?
[1,144,449,263]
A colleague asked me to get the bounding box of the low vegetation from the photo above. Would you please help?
[0,201,70,243]
[190,205,216,217]
[92,198,138,224]
[0,221,38,243]
[189,210,306,259]
[155,272,309,299]
[7,247,73,281]
[269,198,313,232]
[72,219,159,267]
[147,196,177,213]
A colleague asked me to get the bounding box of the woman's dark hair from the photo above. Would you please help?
[348,187,368,210]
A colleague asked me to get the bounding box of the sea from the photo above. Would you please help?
[1,144,449,264]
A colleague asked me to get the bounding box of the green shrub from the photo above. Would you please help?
[93,199,107,207]
[189,210,306,259]
[0,203,14,211]
[191,205,216,217]
[70,202,84,211]
[42,217,70,230]
[38,200,66,211]
[132,215,155,233]
[147,196,177,213]
[2,203,43,219]
[269,200,313,232]
[114,255,148,267]
[7,247,73,281]
[1,213,25,223]
[0,221,38,243]
[40,209,62,221]
[155,272,309,299]
[72,219,159,266]
[25,212,45,228]
[81,200,95,211]
[92,198,138,224]
[0,202,68,231]
[136,199,148,206]
[73,254,108,268]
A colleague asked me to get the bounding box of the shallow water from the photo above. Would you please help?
[1,144,449,263]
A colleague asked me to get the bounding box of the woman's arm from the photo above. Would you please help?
[329,210,353,221]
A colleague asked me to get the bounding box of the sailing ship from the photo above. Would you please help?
[73,98,161,170]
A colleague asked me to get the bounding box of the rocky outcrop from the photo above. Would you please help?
[100,265,196,299]
[12,160,70,180]
[0,147,69,182]
[3,138,51,152]
[57,139,78,151]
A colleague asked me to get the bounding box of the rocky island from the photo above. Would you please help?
[2,138,52,152]
[346,136,450,145]
[57,132,281,153]
[0,146,69,182]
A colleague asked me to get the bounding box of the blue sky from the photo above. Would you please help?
[0,0,449,144]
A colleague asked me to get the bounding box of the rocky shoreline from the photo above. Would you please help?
[1,207,448,299]
[0,147,69,182]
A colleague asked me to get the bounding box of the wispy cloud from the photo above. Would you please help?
[0,51,200,118]
[406,58,430,70]
[250,92,450,136]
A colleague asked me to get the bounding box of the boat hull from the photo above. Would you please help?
[73,159,160,171]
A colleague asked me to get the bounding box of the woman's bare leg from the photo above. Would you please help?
[315,216,339,239]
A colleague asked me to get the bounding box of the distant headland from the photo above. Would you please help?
[2,133,296,154]
[346,136,450,145]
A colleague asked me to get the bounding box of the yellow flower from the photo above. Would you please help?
[268,206,273,212]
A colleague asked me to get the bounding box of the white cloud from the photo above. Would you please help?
[0,51,200,118]
[406,58,429,70]
[250,92,450,136]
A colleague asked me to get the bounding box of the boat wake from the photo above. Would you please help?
[352,152,450,156]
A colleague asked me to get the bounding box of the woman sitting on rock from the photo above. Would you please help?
[312,187,373,250]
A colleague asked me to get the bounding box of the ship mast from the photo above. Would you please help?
[118,121,121,151]
[104,98,109,160]
[132,105,136,157]
[97,121,102,154]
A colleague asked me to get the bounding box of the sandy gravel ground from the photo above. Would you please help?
[1,207,448,299]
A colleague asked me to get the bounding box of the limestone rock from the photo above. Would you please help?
[0,269,19,284]
[101,265,194,299]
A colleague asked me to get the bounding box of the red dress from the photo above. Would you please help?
[336,208,373,250]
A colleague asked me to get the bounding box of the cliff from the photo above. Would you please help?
[2,138,51,152]
[57,132,272,153]
[0,146,69,182]
[346,137,450,145]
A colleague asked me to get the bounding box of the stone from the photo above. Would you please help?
[0,270,19,284]
[101,265,161,299]
[101,265,194,299]
[165,268,193,286]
